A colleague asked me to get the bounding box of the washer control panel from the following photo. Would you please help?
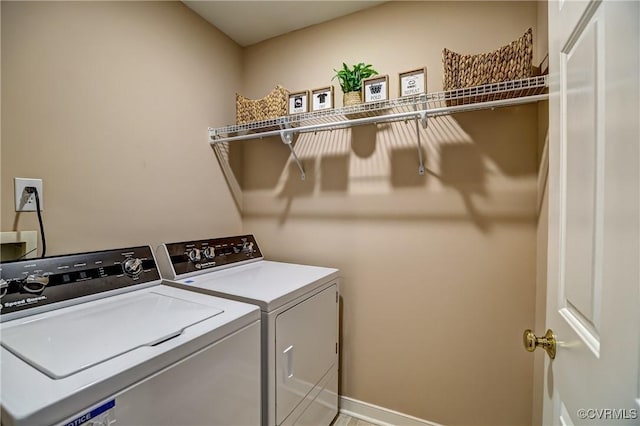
[0,246,159,318]
[164,234,262,277]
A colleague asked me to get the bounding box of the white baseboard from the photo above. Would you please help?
[339,396,442,426]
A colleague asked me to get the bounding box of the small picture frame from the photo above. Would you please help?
[362,75,389,103]
[288,90,309,115]
[311,86,334,111]
[399,67,427,97]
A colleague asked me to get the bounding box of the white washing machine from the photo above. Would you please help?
[0,245,261,426]
[156,235,339,426]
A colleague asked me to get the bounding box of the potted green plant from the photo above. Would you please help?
[332,62,378,106]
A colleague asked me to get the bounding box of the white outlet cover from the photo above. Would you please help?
[14,178,43,212]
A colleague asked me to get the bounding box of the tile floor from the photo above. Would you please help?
[332,413,379,426]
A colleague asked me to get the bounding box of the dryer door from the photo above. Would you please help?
[275,284,338,425]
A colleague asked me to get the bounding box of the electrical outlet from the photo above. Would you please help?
[14,178,44,212]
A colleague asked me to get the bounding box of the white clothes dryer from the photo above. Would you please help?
[156,235,339,426]
[0,245,261,426]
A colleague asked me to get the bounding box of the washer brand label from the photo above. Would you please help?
[3,295,47,308]
[64,399,115,426]
[195,261,216,269]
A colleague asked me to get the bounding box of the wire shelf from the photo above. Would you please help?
[209,75,548,143]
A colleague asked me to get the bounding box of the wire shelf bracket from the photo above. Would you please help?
[414,108,427,176]
[280,120,306,181]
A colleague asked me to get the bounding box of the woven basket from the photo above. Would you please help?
[343,91,362,106]
[442,28,534,104]
[236,85,289,125]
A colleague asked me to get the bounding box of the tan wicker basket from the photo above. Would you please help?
[442,28,534,104]
[236,85,289,125]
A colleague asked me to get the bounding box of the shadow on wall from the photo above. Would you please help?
[277,160,316,224]
[454,107,537,177]
[350,124,377,158]
[440,143,489,231]
[223,107,537,230]
[321,155,349,192]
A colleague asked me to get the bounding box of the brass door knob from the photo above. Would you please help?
[523,329,556,359]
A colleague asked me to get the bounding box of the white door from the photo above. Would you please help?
[544,0,640,424]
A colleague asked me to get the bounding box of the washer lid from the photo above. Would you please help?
[0,292,222,379]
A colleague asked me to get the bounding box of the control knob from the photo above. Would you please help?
[123,258,143,277]
[23,273,50,293]
[188,248,202,263]
[203,246,216,260]
[241,241,254,254]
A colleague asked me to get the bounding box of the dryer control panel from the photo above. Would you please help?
[0,246,160,319]
[163,234,263,277]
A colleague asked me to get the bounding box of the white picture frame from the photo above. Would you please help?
[399,67,427,97]
[362,75,389,103]
[288,90,309,115]
[311,86,334,111]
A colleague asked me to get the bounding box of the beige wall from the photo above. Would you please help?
[238,2,541,425]
[2,2,547,424]
[1,1,243,255]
